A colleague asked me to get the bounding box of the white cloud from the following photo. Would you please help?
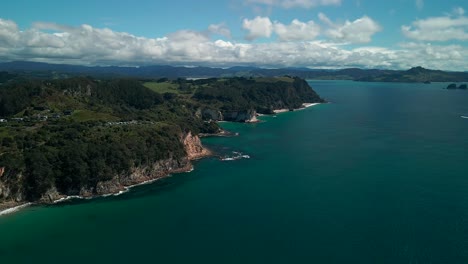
[242,16,273,40]
[0,19,19,47]
[1,17,468,71]
[274,19,321,41]
[402,13,468,41]
[242,17,320,41]
[415,0,424,11]
[319,13,382,43]
[245,0,341,9]
[208,23,232,38]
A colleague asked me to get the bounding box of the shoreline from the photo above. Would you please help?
[0,149,210,217]
[199,129,238,138]
[0,203,32,216]
[273,102,321,114]
[56,165,196,202]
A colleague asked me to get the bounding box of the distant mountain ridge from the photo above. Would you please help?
[0,61,467,82]
[356,66,468,82]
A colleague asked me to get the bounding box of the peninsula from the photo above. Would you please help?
[0,76,324,212]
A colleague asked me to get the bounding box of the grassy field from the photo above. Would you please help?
[143,82,180,94]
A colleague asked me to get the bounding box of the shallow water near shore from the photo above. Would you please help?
[1,81,468,263]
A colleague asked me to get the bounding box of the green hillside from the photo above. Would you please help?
[0,76,324,206]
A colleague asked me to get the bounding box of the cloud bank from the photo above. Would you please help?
[0,15,467,71]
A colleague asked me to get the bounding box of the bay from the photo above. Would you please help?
[1,81,468,263]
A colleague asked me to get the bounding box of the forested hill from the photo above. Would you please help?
[1,61,468,82]
[0,76,323,208]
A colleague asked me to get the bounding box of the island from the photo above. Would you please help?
[0,76,324,212]
[446,83,467,90]
[356,66,468,83]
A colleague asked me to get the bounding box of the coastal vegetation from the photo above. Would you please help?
[0,76,323,209]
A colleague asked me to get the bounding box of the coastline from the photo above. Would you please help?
[0,202,32,216]
[0,144,211,217]
[273,102,321,114]
[0,103,321,216]
[199,129,238,138]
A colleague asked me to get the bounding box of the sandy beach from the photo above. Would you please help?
[273,109,290,114]
[302,103,320,108]
[273,102,320,114]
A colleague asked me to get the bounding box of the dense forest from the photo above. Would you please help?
[193,77,323,113]
[0,76,323,206]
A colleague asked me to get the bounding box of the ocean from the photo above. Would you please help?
[1,81,468,263]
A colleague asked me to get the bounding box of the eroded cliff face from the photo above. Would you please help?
[183,131,212,160]
[0,131,211,211]
[0,171,26,211]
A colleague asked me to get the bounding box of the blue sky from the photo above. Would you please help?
[0,0,467,70]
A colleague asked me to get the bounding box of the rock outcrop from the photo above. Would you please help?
[183,131,212,160]
[0,171,26,211]
[447,83,457,89]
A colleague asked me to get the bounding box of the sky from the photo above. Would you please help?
[0,0,467,70]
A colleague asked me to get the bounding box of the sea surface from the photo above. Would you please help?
[1,81,468,263]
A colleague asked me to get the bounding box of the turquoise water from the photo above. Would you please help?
[1,81,468,263]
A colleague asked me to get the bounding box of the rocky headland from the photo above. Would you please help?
[0,131,210,213]
[0,76,324,214]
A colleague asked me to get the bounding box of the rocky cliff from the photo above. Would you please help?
[36,157,193,203]
[183,131,212,160]
[0,131,211,212]
[0,171,25,211]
